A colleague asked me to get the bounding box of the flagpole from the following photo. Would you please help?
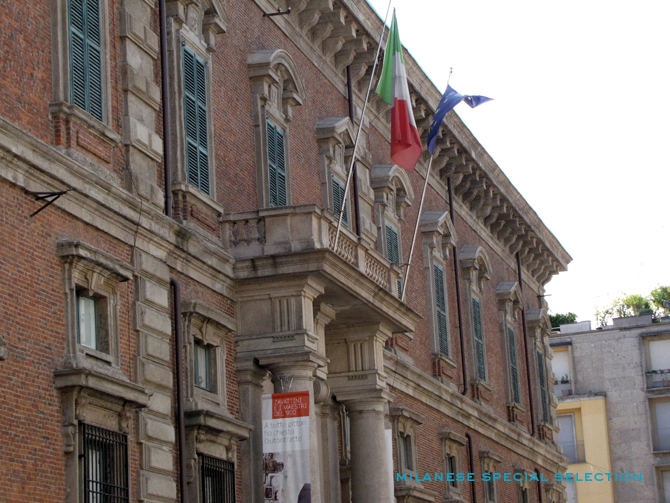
[334,0,393,249]
[401,68,453,302]
[400,155,433,302]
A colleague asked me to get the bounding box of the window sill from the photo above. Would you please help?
[184,409,252,440]
[431,352,457,369]
[49,101,121,146]
[54,365,151,408]
[79,345,115,365]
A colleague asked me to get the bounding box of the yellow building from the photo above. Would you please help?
[554,343,615,503]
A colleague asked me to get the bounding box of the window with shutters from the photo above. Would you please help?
[460,246,492,390]
[508,327,520,404]
[68,0,103,121]
[537,350,549,423]
[183,47,211,195]
[419,211,457,365]
[473,297,487,381]
[267,120,287,207]
[51,0,119,155]
[332,176,349,227]
[248,50,304,209]
[434,264,449,356]
[385,224,403,299]
[496,281,523,410]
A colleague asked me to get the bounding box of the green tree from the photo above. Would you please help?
[649,285,670,316]
[549,312,578,329]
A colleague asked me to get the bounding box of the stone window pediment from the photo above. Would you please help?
[460,245,491,293]
[248,50,305,209]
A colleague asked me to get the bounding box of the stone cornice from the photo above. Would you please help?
[0,117,236,299]
[383,351,566,471]
[253,0,570,286]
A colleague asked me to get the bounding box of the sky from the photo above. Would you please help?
[366,0,670,323]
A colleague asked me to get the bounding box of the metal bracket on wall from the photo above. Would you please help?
[26,188,75,217]
[263,7,291,17]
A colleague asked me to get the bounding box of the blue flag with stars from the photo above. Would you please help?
[427,86,492,155]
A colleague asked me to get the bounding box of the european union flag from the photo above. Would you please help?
[427,86,492,155]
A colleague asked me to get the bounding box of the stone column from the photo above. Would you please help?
[317,397,342,503]
[261,352,326,503]
[326,323,394,503]
[236,358,269,503]
[342,393,392,503]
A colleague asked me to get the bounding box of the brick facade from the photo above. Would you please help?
[0,1,570,502]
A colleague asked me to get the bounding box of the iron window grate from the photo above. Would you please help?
[201,454,236,503]
[81,423,129,503]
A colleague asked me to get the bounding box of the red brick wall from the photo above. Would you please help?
[0,180,139,502]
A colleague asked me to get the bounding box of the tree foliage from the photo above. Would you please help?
[594,286,669,327]
[549,312,578,329]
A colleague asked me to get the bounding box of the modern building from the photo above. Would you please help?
[0,1,571,502]
[551,315,670,503]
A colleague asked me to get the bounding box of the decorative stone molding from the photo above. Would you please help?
[439,430,467,501]
[514,467,534,491]
[544,482,564,503]
[248,49,305,208]
[480,450,503,503]
[57,239,133,372]
[54,367,151,503]
[421,211,457,363]
[460,245,492,293]
[182,300,236,415]
[496,281,522,318]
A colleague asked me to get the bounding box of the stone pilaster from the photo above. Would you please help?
[132,250,176,502]
[236,358,270,503]
[120,0,164,209]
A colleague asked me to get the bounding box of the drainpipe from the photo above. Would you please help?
[449,177,468,396]
[465,433,477,503]
[535,468,543,503]
[159,0,173,218]
[170,278,187,503]
[346,65,361,238]
[517,252,536,436]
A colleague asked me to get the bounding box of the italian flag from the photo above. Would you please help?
[375,10,422,172]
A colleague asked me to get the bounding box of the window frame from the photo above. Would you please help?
[472,296,487,382]
[391,407,423,478]
[182,46,212,196]
[248,50,304,209]
[439,430,466,499]
[51,0,114,132]
[460,245,492,388]
[59,240,132,369]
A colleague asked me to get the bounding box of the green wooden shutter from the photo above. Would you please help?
[267,121,287,207]
[508,327,520,403]
[183,48,210,195]
[69,0,103,121]
[385,225,401,298]
[537,350,549,422]
[434,264,448,355]
[472,297,486,380]
[385,225,399,264]
[332,177,348,226]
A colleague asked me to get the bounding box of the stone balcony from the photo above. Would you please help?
[221,204,402,298]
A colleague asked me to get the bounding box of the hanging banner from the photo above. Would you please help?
[262,391,311,503]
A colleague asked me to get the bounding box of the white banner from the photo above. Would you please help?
[262,391,311,503]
